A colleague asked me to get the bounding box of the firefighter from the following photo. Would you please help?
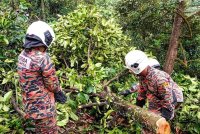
[124,50,180,120]
[17,21,66,134]
[119,58,161,96]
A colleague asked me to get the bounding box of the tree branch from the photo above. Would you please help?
[187,10,200,21]
[11,97,25,117]
[176,9,192,38]
[176,58,187,68]
[179,43,187,67]
[103,69,129,87]
[78,101,108,109]
[63,57,69,68]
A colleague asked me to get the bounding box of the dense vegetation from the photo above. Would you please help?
[0,0,199,133]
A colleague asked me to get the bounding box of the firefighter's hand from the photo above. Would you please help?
[161,108,173,120]
[54,91,67,104]
[119,90,131,96]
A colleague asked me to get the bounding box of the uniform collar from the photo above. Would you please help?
[143,66,155,81]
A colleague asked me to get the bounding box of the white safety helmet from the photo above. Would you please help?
[148,58,160,69]
[25,21,55,48]
[125,50,149,74]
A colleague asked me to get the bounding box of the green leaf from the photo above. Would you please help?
[0,96,3,102]
[17,129,25,134]
[197,112,200,119]
[0,35,9,45]
[0,104,2,110]
[95,63,102,67]
[57,118,68,127]
[0,117,4,123]
[1,78,8,84]
[69,111,78,121]
[104,109,114,118]
[3,38,9,45]
[0,125,10,133]
[81,63,87,68]
[3,90,13,102]
[77,93,89,104]
[4,59,14,63]
[56,110,63,115]
[3,105,9,111]
[86,86,94,93]
[67,99,77,110]
[189,105,199,110]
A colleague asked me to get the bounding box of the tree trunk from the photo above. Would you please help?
[110,93,170,134]
[10,0,18,10]
[41,0,45,20]
[163,0,185,74]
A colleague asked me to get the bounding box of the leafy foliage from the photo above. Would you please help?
[52,4,131,92]
[172,73,200,133]
[51,5,133,129]
[0,91,24,134]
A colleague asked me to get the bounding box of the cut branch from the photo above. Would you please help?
[87,36,95,64]
[11,97,25,117]
[61,75,68,80]
[63,57,69,68]
[78,101,108,109]
[88,40,92,63]
[63,87,79,93]
[103,69,129,87]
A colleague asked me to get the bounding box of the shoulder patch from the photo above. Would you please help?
[18,54,31,69]
[162,82,169,87]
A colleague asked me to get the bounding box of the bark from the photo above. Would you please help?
[163,1,185,74]
[110,92,170,134]
[78,101,108,109]
[41,0,45,20]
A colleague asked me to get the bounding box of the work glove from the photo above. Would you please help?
[54,90,67,104]
[119,83,138,96]
[161,108,173,120]
[136,98,145,108]
[119,89,131,96]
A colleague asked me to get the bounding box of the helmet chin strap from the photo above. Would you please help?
[137,66,149,77]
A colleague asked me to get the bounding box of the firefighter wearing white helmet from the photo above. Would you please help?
[17,21,66,134]
[148,58,161,69]
[125,50,149,74]
[122,50,183,122]
[23,21,55,48]
[119,57,161,95]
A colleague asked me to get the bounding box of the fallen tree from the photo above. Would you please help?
[72,70,171,134]
[76,86,170,133]
[109,92,170,134]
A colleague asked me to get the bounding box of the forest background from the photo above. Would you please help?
[0,0,200,133]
